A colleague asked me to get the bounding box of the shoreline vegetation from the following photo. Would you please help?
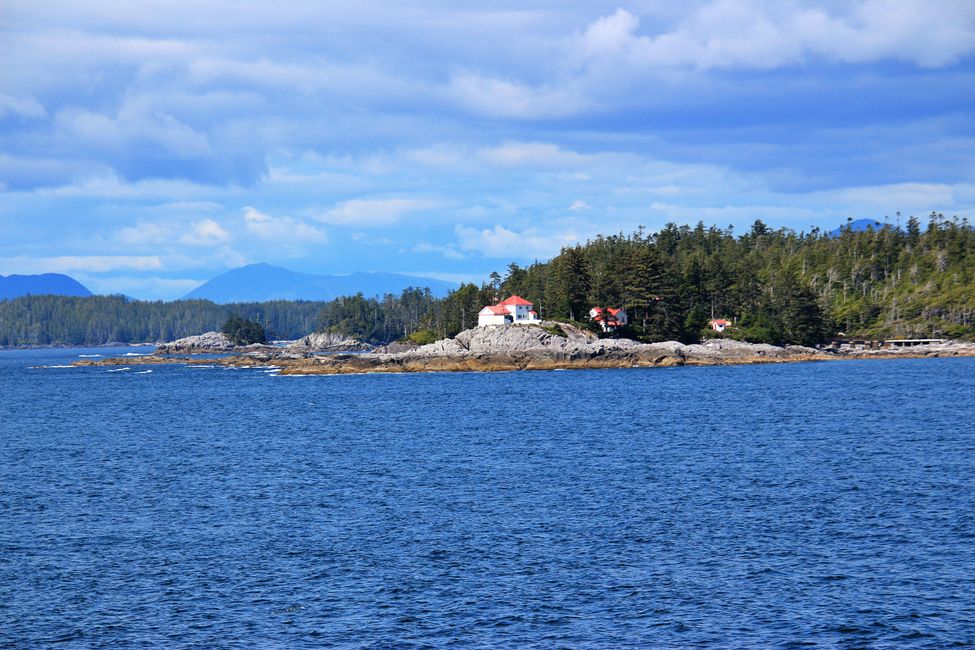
[70,322,975,375]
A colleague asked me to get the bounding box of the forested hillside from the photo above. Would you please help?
[2,215,973,347]
[0,289,445,347]
[0,296,325,347]
[322,215,975,346]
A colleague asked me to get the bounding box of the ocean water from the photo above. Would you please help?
[1,348,973,648]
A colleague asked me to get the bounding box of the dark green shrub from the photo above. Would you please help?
[221,316,267,345]
[406,328,439,345]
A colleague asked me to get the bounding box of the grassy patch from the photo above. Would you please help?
[405,328,439,345]
[541,324,566,337]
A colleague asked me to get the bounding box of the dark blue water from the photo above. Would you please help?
[2,349,974,648]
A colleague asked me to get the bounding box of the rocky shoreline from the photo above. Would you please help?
[154,330,372,354]
[70,322,975,375]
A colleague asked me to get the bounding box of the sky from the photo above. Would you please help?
[1,0,974,299]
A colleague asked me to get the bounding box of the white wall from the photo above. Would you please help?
[478,312,508,326]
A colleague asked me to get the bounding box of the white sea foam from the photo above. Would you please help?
[78,354,102,358]
[135,369,153,374]
[123,352,145,357]
[107,367,131,372]
[47,365,76,368]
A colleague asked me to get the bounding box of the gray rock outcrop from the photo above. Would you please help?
[156,331,235,353]
[365,322,820,369]
[156,331,281,354]
[681,338,818,359]
[288,331,372,352]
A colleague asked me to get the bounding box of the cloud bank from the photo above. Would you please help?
[0,1,972,298]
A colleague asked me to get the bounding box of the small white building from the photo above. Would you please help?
[478,295,540,327]
[590,306,627,332]
[709,318,731,332]
[477,304,511,326]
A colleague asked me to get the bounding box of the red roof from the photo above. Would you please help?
[484,305,508,315]
[711,319,730,325]
[498,295,533,306]
[592,307,622,316]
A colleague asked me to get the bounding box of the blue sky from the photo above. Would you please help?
[1,1,973,299]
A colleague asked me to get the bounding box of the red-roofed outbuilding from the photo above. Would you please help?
[709,318,732,332]
[590,306,628,332]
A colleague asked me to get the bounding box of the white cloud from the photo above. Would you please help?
[148,201,223,213]
[455,224,580,259]
[576,3,975,71]
[118,221,171,246]
[243,206,327,243]
[569,200,591,211]
[184,55,429,108]
[479,142,588,168]
[179,218,231,246]
[412,241,465,260]
[404,145,467,167]
[117,217,231,247]
[213,247,250,269]
[648,201,822,225]
[0,255,163,274]
[812,182,975,214]
[318,198,439,227]
[0,92,47,120]
[579,7,642,59]
[24,174,226,200]
[448,72,586,119]
[0,153,107,191]
[55,96,214,158]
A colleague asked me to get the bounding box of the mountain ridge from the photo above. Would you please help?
[183,263,456,303]
[828,219,893,237]
[0,273,93,300]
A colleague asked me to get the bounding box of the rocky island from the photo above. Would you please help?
[155,330,372,354]
[71,322,975,375]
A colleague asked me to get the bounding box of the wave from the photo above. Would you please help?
[135,369,153,374]
[47,365,76,369]
[78,354,103,358]
[123,352,146,357]
[106,367,130,372]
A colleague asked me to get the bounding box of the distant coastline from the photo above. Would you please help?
[1,342,158,351]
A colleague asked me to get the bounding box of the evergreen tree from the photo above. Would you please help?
[221,316,267,345]
[546,246,590,321]
[622,246,661,333]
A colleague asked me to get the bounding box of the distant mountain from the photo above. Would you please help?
[0,273,93,300]
[183,263,457,303]
[829,219,892,237]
